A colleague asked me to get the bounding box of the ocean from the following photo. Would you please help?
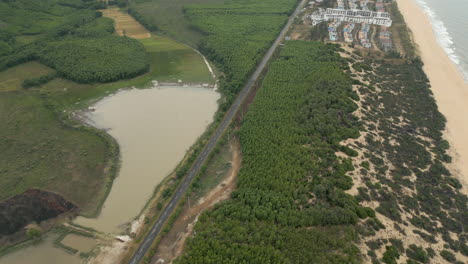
[413,0,468,81]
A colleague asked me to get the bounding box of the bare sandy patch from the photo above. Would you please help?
[152,139,241,263]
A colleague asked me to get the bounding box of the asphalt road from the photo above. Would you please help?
[128,1,305,263]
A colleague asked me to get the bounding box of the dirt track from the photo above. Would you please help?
[152,140,241,263]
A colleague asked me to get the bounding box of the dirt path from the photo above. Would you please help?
[151,140,241,264]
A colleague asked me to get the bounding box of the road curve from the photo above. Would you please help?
[128,1,305,263]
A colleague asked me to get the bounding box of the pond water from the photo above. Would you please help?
[0,234,82,264]
[75,85,219,233]
[61,234,96,253]
[0,85,219,264]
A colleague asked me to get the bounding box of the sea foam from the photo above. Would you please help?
[414,0,468,80]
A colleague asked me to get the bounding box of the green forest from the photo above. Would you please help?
[128,0,300,109]
[184,0,298,109]
[0,0,148,84]
[176,41,371,264]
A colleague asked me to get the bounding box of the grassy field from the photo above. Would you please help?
[129,0,220,46]
[0,6,213,215]
[191,138,234,200]
[0,92,110,213]
[0,62,55,92]
[40,34,214,111]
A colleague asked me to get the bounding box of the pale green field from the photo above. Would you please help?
[0,62,54,92]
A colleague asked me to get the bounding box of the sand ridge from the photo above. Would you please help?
[396,0,468,193]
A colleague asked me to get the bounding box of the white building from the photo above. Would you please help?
[324,8,392,27]
[311,8,326,26]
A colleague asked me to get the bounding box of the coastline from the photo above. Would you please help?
[396,0,468,193]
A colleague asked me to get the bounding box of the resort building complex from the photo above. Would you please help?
[323,8,392,27]
[306,0,394,50]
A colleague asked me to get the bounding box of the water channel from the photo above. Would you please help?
[0,85,219,263]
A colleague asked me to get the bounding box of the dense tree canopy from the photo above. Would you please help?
[176,41,368,264]
[0,0,148,84]
[185,0,298,107]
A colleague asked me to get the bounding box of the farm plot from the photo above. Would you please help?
[101,8,151,39]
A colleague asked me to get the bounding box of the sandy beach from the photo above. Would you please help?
[396,0,468,192]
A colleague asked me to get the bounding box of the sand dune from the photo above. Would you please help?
[396,0,468,193]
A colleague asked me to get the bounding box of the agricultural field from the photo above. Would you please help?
[176,41,366,263]
[0,0,74,35]
[100,7,151,39]
[128,0,220,46]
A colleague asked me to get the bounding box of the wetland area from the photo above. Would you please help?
[0,5,219,262]
[0,84,219,263]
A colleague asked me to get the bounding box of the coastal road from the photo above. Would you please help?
[128,1,305,263]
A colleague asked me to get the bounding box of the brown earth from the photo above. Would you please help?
[151,139,241,264]
[0,189,77,237]
[290,24,311,40]
[100,8,151,39]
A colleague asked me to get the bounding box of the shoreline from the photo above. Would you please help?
[396,0,468,193]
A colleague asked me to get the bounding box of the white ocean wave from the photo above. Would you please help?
[413,0,468,81]
[414,0,459,64]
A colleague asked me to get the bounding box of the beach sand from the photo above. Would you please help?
[396,0,468,193]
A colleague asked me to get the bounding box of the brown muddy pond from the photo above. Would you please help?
[0,234,82,264]
[61,234,96,253]
[75,85,219,233]
[0,85,218,264]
